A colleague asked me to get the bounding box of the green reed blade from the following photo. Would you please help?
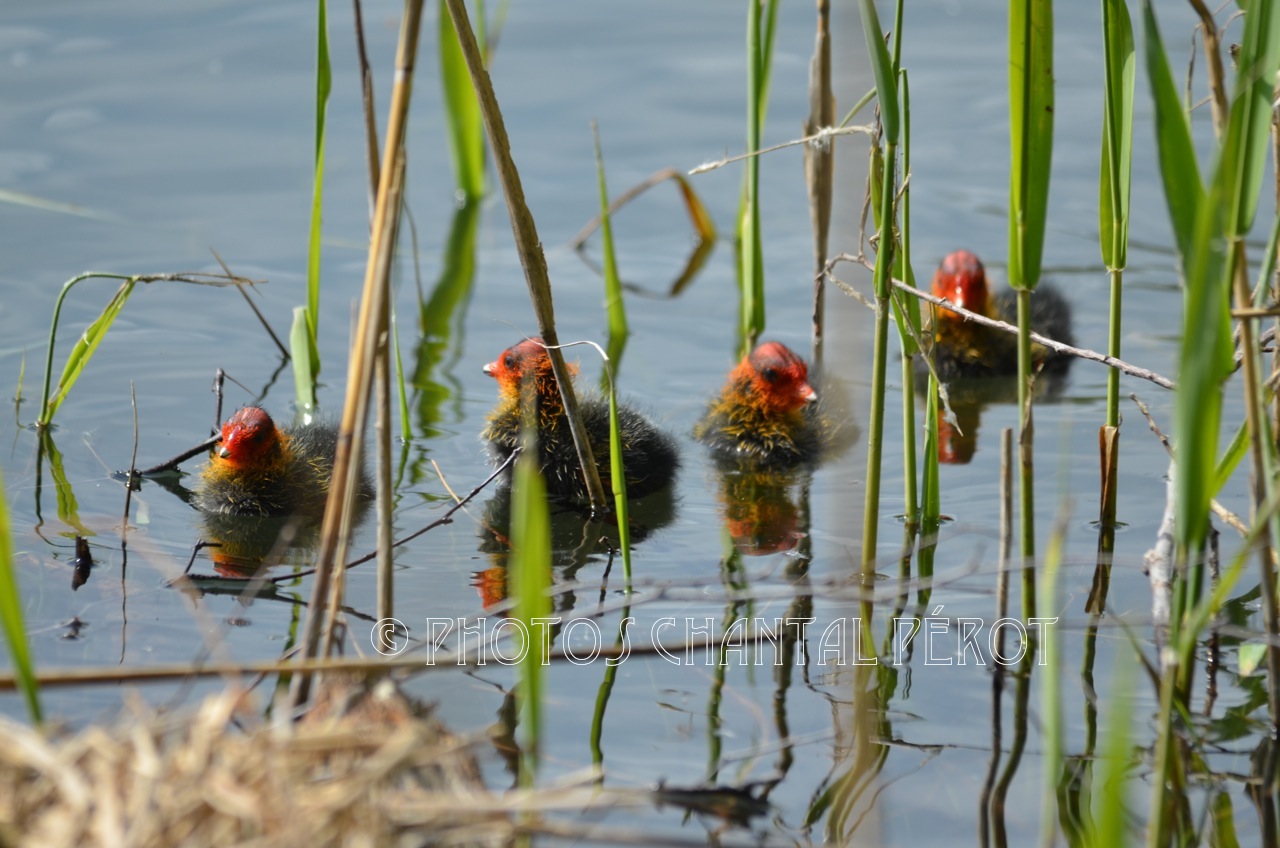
[1091,648,1134,847]
[592,123,628,347]
[858,0,898,145]
[1099,0,1134,273]
[1172,184,1230,586]
[1140,0,1202,265]
[389,299,411,440]
[42,431,90,536]
[1212,420,1248,498]
[1223,0,1280,239]
[605,371,632,585]
[737,0,777,354]
[290,306,316,413]
[1038,517,1065,846]
[0,465,40,724]
[42,278,136,425]
[439,0,485,199]
[305,0,330,378]
[511,433,551,788]
[1008,0,1053,293]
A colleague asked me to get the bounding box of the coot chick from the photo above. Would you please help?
[923,249,1074,381]
[480,337,679,502]
[694,341,824,468]
[194,407,365,517]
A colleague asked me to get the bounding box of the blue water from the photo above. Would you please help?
[0,0,1265,844]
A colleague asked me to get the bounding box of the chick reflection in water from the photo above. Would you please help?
[471,482,678,608]
[695,342,853,554]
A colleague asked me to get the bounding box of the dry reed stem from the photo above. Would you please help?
[295,0,425,708]
[444,0,607,511]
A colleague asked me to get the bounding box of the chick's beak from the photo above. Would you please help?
[799,383,818,404]
[218,446,232,459]
[482,360,497,377]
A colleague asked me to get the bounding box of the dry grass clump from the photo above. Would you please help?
[0,679,511,848]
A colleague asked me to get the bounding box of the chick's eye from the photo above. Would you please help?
[761,367,779,383]
[503,354,517,370]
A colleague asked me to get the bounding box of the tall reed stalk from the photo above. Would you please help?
[738,0,778,355]
[857,0,900,575]
[444,0,607,511]
[300,0,331,410]
[1007,0,1054,573]
[1140,1,1280,841]
[1097,0,1133,540]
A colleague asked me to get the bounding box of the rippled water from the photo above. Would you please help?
[0,1,1264,844]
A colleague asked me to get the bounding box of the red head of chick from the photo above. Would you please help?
[921,249,1074,381]
[695,341,823,467]
[194,406,366,518]
[481,337,679,502]
[931,248,989,322]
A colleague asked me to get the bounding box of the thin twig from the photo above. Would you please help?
[688,125,872,175]
[272,449,518,584]
[825,253,1177,390]
[137,435,220,477]
[1130,393,1249,537]
[122,383,139,542]
[213,250,289,360]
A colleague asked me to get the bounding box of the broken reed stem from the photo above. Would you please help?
[292,0,425,710]
[443,0,607,512]
[805,0,834,359]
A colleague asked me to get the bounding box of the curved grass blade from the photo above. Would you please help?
[41,431,90,536]
[0,464,41,723]
[42,278,136,425]
[857,0,898,146]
